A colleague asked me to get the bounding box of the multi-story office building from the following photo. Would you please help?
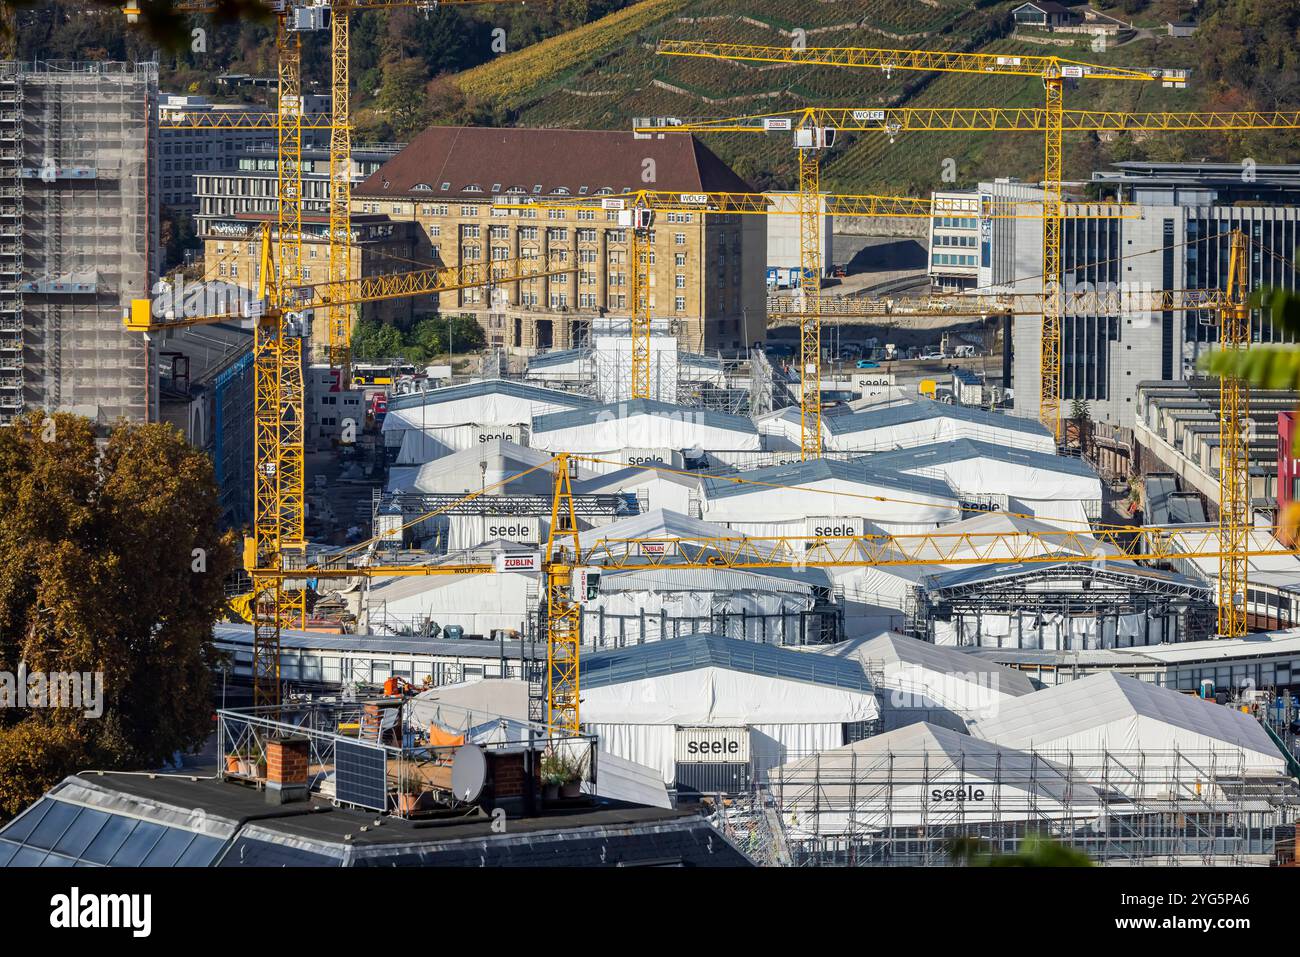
[927,190,981,291]
[194,144,396,224]
[353,126,767,355]
[0,60,159,425]
[993,164,1300,428]
[159,93,331,213]
[195,145,419,356]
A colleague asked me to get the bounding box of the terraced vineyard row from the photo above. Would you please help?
[821,34,1207,192]
[454,0,692,107]
[489,3,1223,194]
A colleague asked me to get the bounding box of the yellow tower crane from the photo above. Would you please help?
[131,0,545,707]
[1219,229,1251,637]
[643,102,1300,639]
[273,450,1300,735]
[501,187,1130,456]
[651,40,1189,443]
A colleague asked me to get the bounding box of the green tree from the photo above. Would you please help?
[374,56,430,140]
[0,413,236,817]
[351,320,404,361]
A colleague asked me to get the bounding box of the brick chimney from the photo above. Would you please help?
[265,734,310,805]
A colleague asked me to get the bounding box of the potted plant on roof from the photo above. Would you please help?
[394,777,428,817]
[539,750,567,801]
[225,744,263,778]
[559,752,584,800]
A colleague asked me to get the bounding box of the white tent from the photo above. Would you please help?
[810,631,1036,730]
[579,633,879,784]
[863,439,1103,529]
[969,673,1287,778]
[383,378,592,432]
[888,510,1119,564]
[824,398,1056,454]
[530,398,761,460]
[700,458,961,536]
[575,507,733,555]
[574,465,703,516]
[381,379,592,454]
[387,439,569,495]
[363,569,536,638]
[769,722,1102,836]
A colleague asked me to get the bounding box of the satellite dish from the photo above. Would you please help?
[450,744,487,803]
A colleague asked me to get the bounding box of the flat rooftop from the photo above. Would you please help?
[0,770,752,868]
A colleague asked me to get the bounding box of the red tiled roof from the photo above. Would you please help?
[355,126,753,200]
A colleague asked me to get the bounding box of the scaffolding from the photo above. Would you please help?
[761,745,1300,866]
[3,60,156,423]
[918,560,1217,650]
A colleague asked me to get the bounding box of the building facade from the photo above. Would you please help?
[999,164,1300,428]
[353,127,767,356]
[0,60,159,425]
[194,145,423,356]
[158,94,277,213]
[927,190,981,291]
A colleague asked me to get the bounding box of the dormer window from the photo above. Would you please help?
[411,182,432,191]
[464,184,484,193]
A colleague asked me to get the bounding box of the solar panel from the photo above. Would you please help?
[335,739,389,812]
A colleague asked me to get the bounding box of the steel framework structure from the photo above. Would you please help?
[1219,230,1251,636]
[765,746,1296,866]
[651,41,1187,443]
[501,187,1105,454]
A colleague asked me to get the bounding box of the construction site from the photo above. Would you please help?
[3,0,1300,882]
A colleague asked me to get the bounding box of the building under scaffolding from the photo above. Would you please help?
[0,60,158,425]
[523,319,770,416]
[762,722,1300,866]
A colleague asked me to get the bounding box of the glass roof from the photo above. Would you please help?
[0,798,226,867]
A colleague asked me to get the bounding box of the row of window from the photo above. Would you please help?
[933,234,977,248]
[933,253,977,267]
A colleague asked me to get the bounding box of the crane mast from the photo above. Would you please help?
[127,16,1295,726]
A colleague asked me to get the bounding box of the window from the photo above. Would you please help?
[675,296,686,311]
[675,274,686,288]
[675,253,686,267]
[674,232,686,245]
